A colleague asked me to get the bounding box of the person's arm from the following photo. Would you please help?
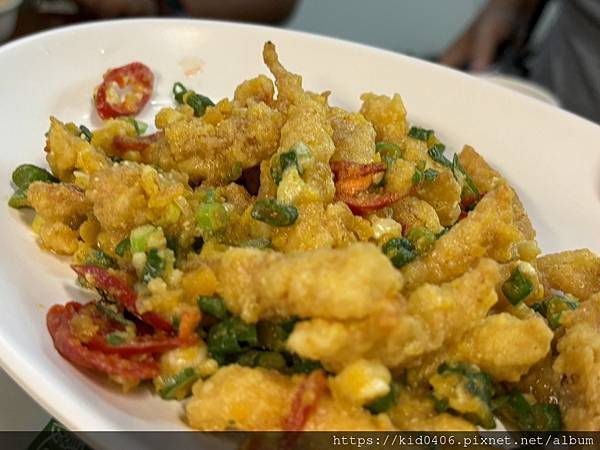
[440,0,548,71]
[180,0,298,24]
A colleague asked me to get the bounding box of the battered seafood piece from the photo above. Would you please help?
[216,243,402,323]
[401,184,523,291]
[287,259,500,371]
[554,294,600,430]
[8,41,599,432]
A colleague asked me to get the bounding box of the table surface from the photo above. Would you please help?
[0,368,50,431]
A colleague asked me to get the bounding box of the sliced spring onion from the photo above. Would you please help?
[115,238,130,257]
[251,199,298,227]
[423,168,439,182]
[408,127,434,141]
[207,317,258,357]
[127,118,148,136]
[195,198,228,234]
[428,143,452,168]
[532,294,579,329]
[406,226,436,254]
[142,248,165,283]
[8,190,29,209]
[159,367,199,400]
[365,382,400,414]
[375,142,403,161]
[105,332,127,346]
[12,164,58,190]
[79,125,93,142]
[382,237,417,269]
[502,267,533,305]
[257,319,296,352]
[172,82,215,117]
[85,250,117,269]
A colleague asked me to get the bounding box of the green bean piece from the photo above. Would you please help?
[406,226,436,254]
[408,127,434,141]
[256,351,287,371]
[115,238,130,257]
[198,296,228,320]
[251,199,298,227]
[366,382,401,414]
[12,164,58,190]
[382,237,417,269]
[8,189,29,209]
[142,248,165,283]
[159,368,199,400]
[79,125,93,142]
[237,350,261,367]
[531,404,562,431]
[427,144,452,168]
[502,267,533,305]
[105,332,126,347]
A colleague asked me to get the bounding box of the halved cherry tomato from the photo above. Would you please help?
[47,302,159,381]
[113,131,163,152]
[71,265,173,334]
[336,192,401,216]
[95,62,154,120]
[282,370,327,431]
[87,334,195,357]
[330,161,386,181]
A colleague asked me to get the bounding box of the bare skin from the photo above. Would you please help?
[440,0,546,71]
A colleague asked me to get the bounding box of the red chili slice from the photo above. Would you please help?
[335,174,378,197]
[71,265,173,334]
[87,334,195,357]
[337,192,401,216]
[95,62,154,120]
[113,131,163,152]
[47,303,159,381]
[282,370,327,431]
[330,161,386,181]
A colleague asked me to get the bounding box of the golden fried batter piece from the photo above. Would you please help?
[150,99,284,185]
[329,107,376,163]
[186,365,392,431]
[187,365,297,430]
[401,184,523,291]
[270,202,372,252]
[216,243,402,323]
[554,294,600,430]
[287,259,499,372]
[45,117,109,183]
[86,162,194,248]
[27,181,91,255]
[234,75,276,106]
[537,249,600,301]
[452,313,552,382]
[459,145,535,240]
[391,196,444,235]
[263,41,336,204]
[415,170,461,226]
[359,93,408,144]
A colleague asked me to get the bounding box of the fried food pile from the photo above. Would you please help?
[11,42,600,431]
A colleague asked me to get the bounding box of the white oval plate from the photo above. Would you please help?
[0,19,599,432]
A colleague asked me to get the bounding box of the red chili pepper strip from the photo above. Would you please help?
[113,131,163,152]
[95,62,154,120]
[330,161,386,181]
[335,174,378,197]
[87,334,196,357]
[337,192,401,216]
[47,303,159,381]
[71,265,174,334]
[282,370,327,431]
